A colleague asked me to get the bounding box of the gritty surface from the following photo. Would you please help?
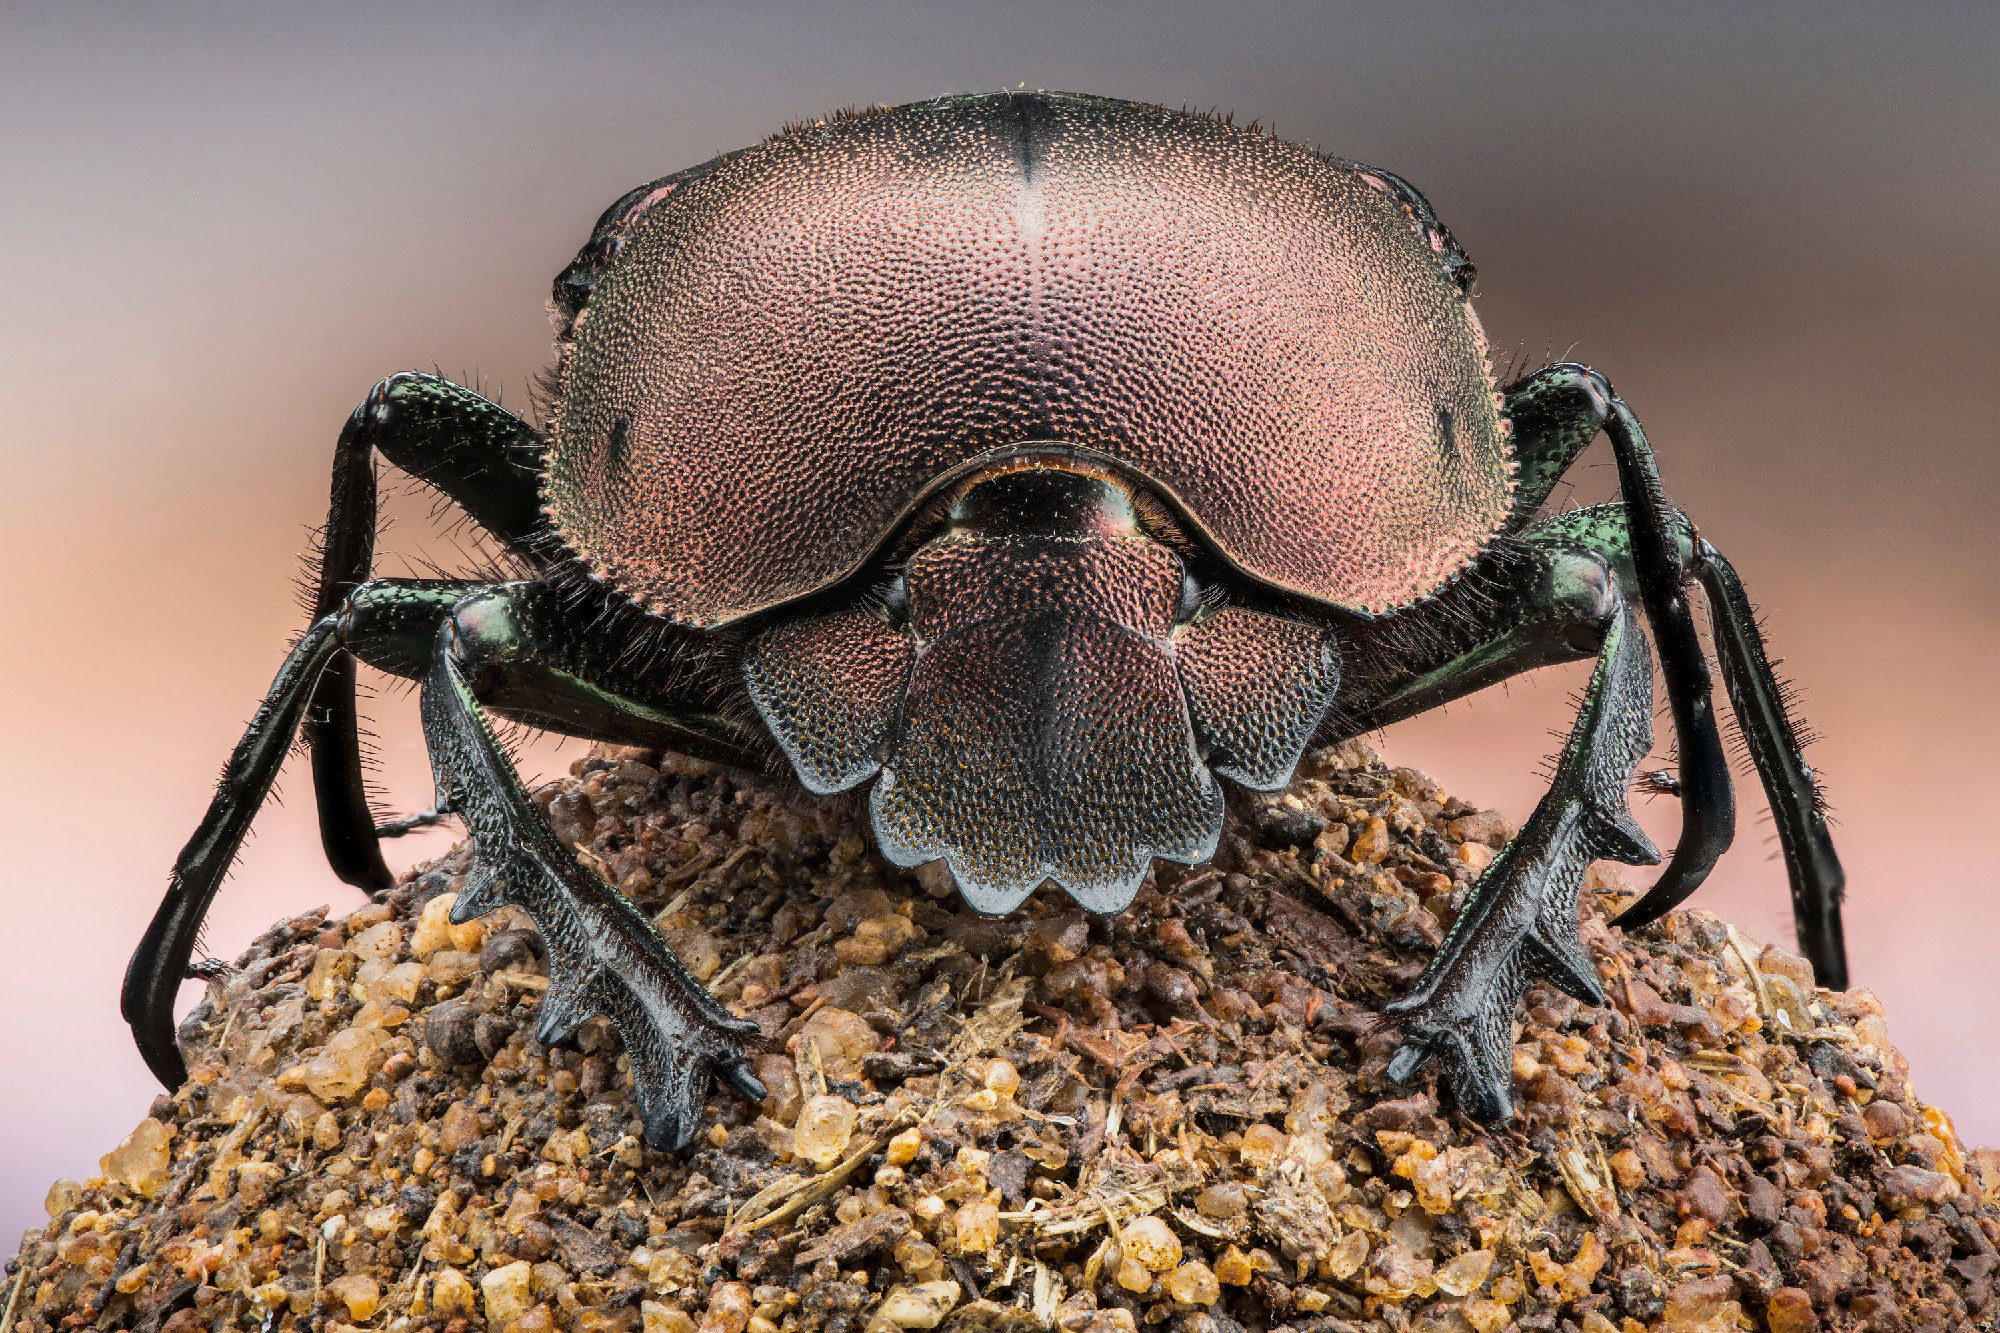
[12,742,2000,1332]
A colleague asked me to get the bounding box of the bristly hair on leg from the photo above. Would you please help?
[1636,769,1682,797]
[1691,558,1835,821]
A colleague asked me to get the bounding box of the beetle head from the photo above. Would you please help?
[743,457,1339,915]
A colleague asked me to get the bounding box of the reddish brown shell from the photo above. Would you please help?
[546,92,1512,626]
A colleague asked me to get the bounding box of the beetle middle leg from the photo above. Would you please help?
[128,574,771,1145]
[300,373,547,894]
[123,578,488,1091]
[1489,364,1841,982]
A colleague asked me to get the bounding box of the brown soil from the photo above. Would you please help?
[10,742,1999,1333]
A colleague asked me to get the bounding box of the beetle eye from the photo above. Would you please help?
[879,575,911,627]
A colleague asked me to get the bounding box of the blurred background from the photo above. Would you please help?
[4,1,1997,1242]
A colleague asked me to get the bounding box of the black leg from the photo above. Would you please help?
[420,587,764,1150]
[1594,395,1738,936]
[125,575,763,1097]
[1690,540,1846,987]
[1489,365,1736,918]
[300,374,547,894]
[1553,395,1843,986]
[1384,587,1659,1120]
[304,395,393,892]
[123,579,481,1089]
[1345,360,1847,988]
[375,807,451,839]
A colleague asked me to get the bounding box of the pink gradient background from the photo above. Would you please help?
[5,3,1997,1244]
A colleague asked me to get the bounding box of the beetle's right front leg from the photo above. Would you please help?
[1382,584,1660,1121]
[418,586,765,1151]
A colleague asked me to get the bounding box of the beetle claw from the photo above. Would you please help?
[183,957,234,983]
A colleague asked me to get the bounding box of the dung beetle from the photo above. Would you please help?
[126,91,1845,1149]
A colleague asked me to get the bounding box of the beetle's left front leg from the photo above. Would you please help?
[419,587,765,1151]
[1382,584,1658,1121]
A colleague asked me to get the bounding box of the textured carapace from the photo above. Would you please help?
[544,91,1512,627]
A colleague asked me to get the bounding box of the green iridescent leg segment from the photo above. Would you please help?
[303,374,546,894]
[433,582,762,769]
[421,584,764,1151]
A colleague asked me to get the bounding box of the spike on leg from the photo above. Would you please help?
[417,606,764,1151]
[1384,594,1658,1121]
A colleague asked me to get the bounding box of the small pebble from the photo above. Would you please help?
[953,1199,1000,1254]
[792,1095,856,1169]
[428,1265,476,1316]
[702,1280,753,1333]
[1433,1248,1494,1297]
[98,1117,172,1198]
[1163,1260,1220,1304]
[1214,1247,1255,1285]
[1119,1216,1182,1273]
[874,1280,961,1329]
[326,1273,379,1321]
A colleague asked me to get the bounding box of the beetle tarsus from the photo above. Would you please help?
[373,805,451,838]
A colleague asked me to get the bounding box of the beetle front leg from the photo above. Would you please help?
[419,588,764,1151]
[1383,586,1659,1121]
